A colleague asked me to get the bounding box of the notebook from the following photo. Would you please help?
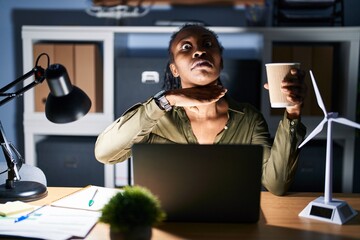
[132,144,263,223]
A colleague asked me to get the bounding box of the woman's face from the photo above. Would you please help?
[169,27,223,88]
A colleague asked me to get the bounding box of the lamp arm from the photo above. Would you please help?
[0,66,45,107]
[0,53,48,189]
[0,121,24,188]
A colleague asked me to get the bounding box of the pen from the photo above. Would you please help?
[14,205,47,223]
[88,189,98,207]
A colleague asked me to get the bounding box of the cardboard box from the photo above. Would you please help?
[33,43,103,113]
[74,44,103,113]
[54,44,75,83]
[33,44,54,112]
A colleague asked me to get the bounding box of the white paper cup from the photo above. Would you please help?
[265,63,300,108]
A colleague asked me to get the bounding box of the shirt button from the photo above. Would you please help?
[290,128,295,133]
[290,121,295,126]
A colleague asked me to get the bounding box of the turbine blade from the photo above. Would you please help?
[309,70,327,116]
[333,117,360,129]
[299,118,327,148]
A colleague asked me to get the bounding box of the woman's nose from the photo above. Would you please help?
[193,50,206,58]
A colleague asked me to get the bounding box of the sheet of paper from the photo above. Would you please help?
[0,205,100,240]
[0,201,35,216]
[51,185,123,211]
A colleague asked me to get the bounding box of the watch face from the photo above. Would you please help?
[159,96,167,104]
[154,91,172,111]
[160,97,171,112]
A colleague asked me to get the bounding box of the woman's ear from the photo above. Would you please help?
[170,63,180,77]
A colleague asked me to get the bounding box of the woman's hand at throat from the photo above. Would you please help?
[165,85,227,109]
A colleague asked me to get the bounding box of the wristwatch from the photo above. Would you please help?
[154,90,172,112]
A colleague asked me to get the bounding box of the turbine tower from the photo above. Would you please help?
[298,70,359,224]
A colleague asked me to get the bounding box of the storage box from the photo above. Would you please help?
[75,44,103,113]
[33,43,103,113]
[36,136,104,187]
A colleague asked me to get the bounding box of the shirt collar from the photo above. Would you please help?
[225,94,245,114]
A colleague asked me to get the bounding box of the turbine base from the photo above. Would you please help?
[299,196,358,225]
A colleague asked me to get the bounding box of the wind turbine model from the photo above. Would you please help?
[298,70,359,224]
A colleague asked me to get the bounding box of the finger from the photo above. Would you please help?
[188,106,199,113]
[286,92,304,104]
[285,68,305,81]
[282,86,306,97]
[263,83,269,90]
[282,77,307,93]
[282,76,305,88]
[290,68,297,75]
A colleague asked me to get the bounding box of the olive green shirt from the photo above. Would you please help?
[95,95,306,196]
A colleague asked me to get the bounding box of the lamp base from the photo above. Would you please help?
[0,181,47,203]
[299,196,358,225]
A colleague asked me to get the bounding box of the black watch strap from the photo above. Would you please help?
[154,90,172,112]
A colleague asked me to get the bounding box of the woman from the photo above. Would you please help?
[95,24,307,196]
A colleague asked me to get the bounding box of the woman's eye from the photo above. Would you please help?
[204,41,213,48]
[181,43,192,50]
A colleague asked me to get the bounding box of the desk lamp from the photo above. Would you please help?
[0,53,91,203]
[298,70,359,224]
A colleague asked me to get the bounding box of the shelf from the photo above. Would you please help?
[22,26,115,188]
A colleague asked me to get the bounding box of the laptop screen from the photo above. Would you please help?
[132,143,263,223]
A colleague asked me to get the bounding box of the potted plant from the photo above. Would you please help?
[99,185,166,240]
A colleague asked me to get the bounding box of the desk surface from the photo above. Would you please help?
[32,187,360,240]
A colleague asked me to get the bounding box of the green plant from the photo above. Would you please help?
[99,185,166,232]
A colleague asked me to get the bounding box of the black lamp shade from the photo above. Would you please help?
[45,64,92,123]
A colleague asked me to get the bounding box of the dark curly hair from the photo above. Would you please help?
[162,24,224,91]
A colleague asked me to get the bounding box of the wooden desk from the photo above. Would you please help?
[32,188,360,240]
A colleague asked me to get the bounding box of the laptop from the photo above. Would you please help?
[132,143,263,223]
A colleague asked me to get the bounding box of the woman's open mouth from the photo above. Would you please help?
[191,60,214,70]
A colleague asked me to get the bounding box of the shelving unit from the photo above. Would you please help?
[22,26,359,191]
[22,27,115,187]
